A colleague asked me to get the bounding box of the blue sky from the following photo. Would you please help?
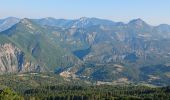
[0,0,170,25]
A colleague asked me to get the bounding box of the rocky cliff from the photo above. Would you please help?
[0,43,41,73]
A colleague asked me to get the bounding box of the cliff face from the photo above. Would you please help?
[0,43,41,73]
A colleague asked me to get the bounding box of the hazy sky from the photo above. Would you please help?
[1,0,170,25]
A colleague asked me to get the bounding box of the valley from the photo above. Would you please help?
[0,17,170,99]
[0,17,170,86]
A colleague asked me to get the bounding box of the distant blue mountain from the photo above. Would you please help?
[0,17,20,32]
[33,17,116,28]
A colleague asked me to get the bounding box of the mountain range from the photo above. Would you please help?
[0,17,170,86]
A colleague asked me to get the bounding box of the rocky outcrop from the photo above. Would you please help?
[0,43,41,73]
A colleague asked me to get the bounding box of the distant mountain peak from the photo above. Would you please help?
[158,24,170,27]
[128,18,147,26]
[4,17,19,20]
[44,17,55,20]
[79,17,89,20]
[129,18,143,22]
[77,17,91,23]
[19,18,37,31]
[20,18,31,24]
[0,17,20,32]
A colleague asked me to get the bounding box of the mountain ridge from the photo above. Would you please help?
[1,17,170,28]
[0,18,80,73]
[0,17,170,86]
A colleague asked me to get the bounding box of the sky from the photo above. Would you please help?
[0,0,170,25]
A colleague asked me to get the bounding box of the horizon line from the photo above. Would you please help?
[1,16,169,26]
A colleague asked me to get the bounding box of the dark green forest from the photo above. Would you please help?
[0,85,170,100]
[24,85,170,100]
[0,73,170,100]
